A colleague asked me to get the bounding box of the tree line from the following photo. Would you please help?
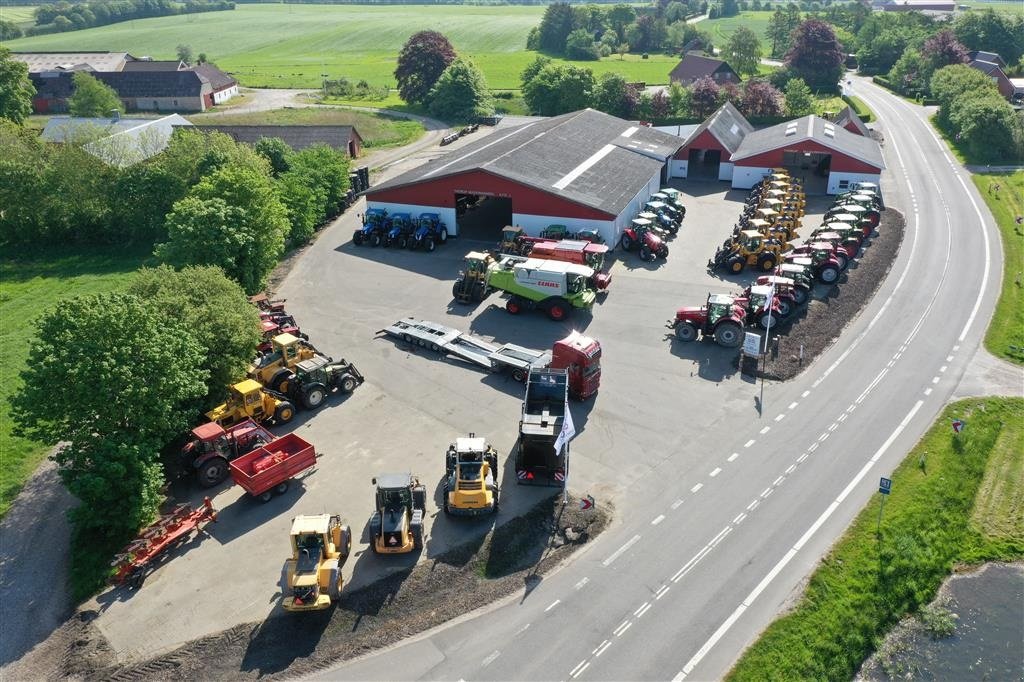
[21,0,234,37]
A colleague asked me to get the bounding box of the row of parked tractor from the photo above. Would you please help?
[674,171,885,347]
[618,188,686,262]
[353,209,450,251]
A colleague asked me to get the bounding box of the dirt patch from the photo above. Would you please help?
[741,209,906,381]
[34,494,608,681]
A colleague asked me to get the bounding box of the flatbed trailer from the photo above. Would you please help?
[380,318,552,382]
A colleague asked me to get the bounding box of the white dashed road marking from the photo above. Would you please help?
[709,468,721,477]
[691,483,703,493]
[545,600,560,612]
[602,535,641,567]
[651,515,665,526]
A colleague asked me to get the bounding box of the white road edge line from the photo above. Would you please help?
[675,399,924,680]
[602,535,641,567]
[574,577,589,590]
[545,599,560,612]
[744,440,755,448]
[672,499,684,509]
[482,650,501,667]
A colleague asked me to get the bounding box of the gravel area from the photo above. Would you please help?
[26,494,609,681]
[741,209,906,381]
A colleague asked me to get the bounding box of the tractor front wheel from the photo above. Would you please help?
[776,298,793,317]
[792,287,809,306]
[439,228,448,243]
[398,237,408,249]
[819,265,840,284]
[275,401,295,424]
[674,322,698,342]
[547,299,570,321]
[370,233,381,247]
[758,254,776,271]
[506,299,522,315]
[758,312,776,330]
[640,245,654,262]
[198,457,229,488]
[728,257,745,274]
[425,238,436,253]
[353,231,363,246]
[340,375,358,393]
[714,321,743,348]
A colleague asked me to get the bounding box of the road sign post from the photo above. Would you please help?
[876,477,891,538]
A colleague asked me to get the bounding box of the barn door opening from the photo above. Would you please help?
[780,150,831,195]
[687,148,721,179]
[455,193,512,242]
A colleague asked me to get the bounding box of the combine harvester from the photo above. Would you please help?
[379,318,601,399]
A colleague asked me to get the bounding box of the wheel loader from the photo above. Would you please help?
[708,230,783,274]
[205,379,295,428]
[443,434,499,516]
[283,514,352,611]
[369,474,426,554]
[249,333,321,394]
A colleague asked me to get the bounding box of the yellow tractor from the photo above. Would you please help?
[710,230,784,274]
[205,379,296,427]
[443,434,499,516]
[249,333,321,394]
[283,514,352,611]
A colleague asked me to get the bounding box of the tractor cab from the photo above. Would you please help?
[444,434,499,516]
[453,251,494,303]
[354,208,389,246]
[574,228,605,245]
[551,331,602,398]
[410,212,448,251]
[639,210,674,234]
[499,226,526,255]
[540,224,570,240]
[370,473,426,554]
[658,188,686,213]
[645,200,678,222]
[205,379,293,427]
[755,207,778,223]
[385,212,414,246]
[706,293,736,326]
[631,217,654,237]
[740,229,772,253]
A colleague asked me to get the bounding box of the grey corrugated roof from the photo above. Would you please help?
[196,124,361,151]
[96,70,209,98]
[968,51,1005,67]
[367,109,678,217]
[41,115,192,167]
[191,64,237,91]
[680,102,753,154]
[969,60,1002,76]
[833,106,871,137]
[669,53,738,85]
[731,115,885,169]
[13,51,129,73]
[122,60,185,72]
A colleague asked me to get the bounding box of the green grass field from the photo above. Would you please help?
[701,11,775,44]
[729,397,1024,681]
[5,4,679,89]
[0,5,37,26]
[0,247,154,518]
[973,171,1024,365]
[959,0,1024,14]
[189,106,425,149]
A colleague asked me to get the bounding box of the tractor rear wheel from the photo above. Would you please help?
[728,257,745,274]
[353,231,363,246]
[776,298,793,317]
[546,299,570,321]
[834,252,849,270]
[819,265,840,284]
[338,526,352,565]
[439,228,448,243]
[714,321,743,348]
[198,457,229,488]
[792,287,809,306]
[506,299,522,315]
[302,384,327,410]
[640,245,654,261]
[425,239,436,252]
[340,375,358,393]
[370,233,381,247]
[274,401,295,424]
[269,369,292,393]
[620,234,633,251]
[674,322,698,342]
[758,254,776,271]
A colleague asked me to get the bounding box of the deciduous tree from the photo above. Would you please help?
[920,29,969,75]
[929,63,999,125]
[726,26,763,76]
[566,28,601,60]
[954,9,1024,65]
[607,3,636,42]
[68,71,123,117]
[784,18,845,91]
[740,79,784,117]
[394,30,456,105]
[157,164,289,293]
[538,2,577,53]
[523,64,596,116]
[783,76,814,116]
[176,44,194,64]
[429,57,494,121]
[253,136,292,176]
[593,72,638,119]
[888,48,928,96]
[690,75,721,117]
[0,46,35,125]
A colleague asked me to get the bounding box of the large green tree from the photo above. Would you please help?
[566,28,601,60]
[766,6,802,58]
[538,2,577,53]
[0,46,36,124]
[954,9,1024,65]
[607,3,636,42]
[394,30,457,105]
[127,265,261,408]
[523,64,596,116]
[929,63,1000,125]
[13,294,206,535]
[949,93,1024,163]
[784,18,845,91]
[783,77,814,116]
[726,26,762,76]
[68,71,123,118]
[593,72,639,119]
[157,164,289,294]
[428,57,494,121]
[286,144,350,222]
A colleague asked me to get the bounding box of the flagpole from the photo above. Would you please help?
[760,282,775,412]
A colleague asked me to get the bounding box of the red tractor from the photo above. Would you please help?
[783,244,843,284]
[258,315,308,354]
[621,218,669,262]
[801,232,858,269]
[668,293,746,347]
[756,274,809,308]
[181,419,275,487]
[732,284,790,328]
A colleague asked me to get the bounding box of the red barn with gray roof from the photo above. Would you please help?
[669,102,753,180]
[363,109,684,244]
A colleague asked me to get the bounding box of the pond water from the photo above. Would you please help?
[859,562,1024,681]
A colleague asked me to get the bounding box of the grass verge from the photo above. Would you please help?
[188,106,425,150]
[972,171,1024,365]
[0,246,154,518]
[842,93,875,123]
[728,397,1024,682]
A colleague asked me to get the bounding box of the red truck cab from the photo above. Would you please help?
[551,331,602,399]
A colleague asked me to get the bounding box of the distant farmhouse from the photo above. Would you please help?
[967,51,1018,100]
[12,51,239,114]
[196,125,364,158]
[41,113,193,167]
[669,53,740,87]
[878,0,956,14]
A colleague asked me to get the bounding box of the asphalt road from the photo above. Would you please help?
[310,78,1007,680]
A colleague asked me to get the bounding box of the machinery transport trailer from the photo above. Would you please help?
[379,318,601,398]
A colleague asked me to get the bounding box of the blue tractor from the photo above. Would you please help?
[409,213,449,252]
[384,212,414,248]
[353,208,389,247]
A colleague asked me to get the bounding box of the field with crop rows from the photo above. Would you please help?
[6,4,679,89]
[1,5,38,26]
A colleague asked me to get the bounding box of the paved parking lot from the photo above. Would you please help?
[88,135,831,661]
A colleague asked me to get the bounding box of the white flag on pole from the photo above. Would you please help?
[762,281,776,353]
[553,400,576,454]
